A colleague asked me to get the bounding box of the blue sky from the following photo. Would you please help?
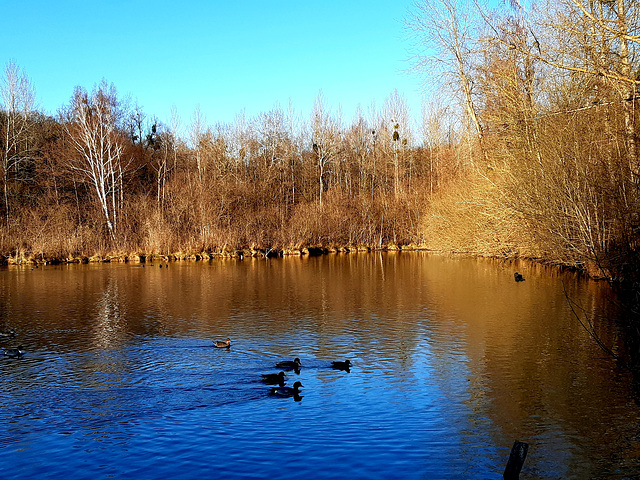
[2,1,429,128]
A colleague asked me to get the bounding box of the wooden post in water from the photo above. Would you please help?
[503,441,529,479]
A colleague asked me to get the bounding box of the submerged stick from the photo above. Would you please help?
[503,441,529,479]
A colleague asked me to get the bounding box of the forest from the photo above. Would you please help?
[1,0,639,286]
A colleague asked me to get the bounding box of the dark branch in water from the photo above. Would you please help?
[562,280,626,368]
[504,441,529,480]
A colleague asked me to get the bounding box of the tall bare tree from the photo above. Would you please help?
[311,93,341,207]
[408,0,485,158]
[189,106,205,180]
[0,61,36,226]
[344,106,374,196]
[493,0,640,176]
[383,90,411,197]
[63,80,128,241]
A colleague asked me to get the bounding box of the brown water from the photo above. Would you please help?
[1,253,639,479]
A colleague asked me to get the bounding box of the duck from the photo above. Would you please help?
[270,381,303,398]
[331,359,352,371]
[4,345,25,358]
[261,371,286,386]
[514,272,525,282]
[275,358,302,370]
[213,338,231,348]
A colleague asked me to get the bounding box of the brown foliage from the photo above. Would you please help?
[3,21,640,287]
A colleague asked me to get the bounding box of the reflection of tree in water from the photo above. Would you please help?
[565,280,640,404]
[616,290,640,402]
[92,277,127,350]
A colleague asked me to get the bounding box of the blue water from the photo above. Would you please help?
[0,254,638,479]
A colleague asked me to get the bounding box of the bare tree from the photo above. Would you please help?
[253,104,299,217]
[127,101,146,145]
[0,61,36,226]
[169,105,181,171]
[488,0,640,176]
[311,92,341,207]
[189,106,205,180]
[63,80,128,241]
[407,0,485,158]
[421,100,451,194]
[344,106,374,196]
[255,105,288,172]
[383,90,411,197]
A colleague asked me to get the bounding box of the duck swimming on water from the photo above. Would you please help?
[275,358,302,370]
[331,359,351,372]
[213,338,231,348]
[261,371,286,386]
[4,345,25,358]
[514,272,525,282]
[270,381,303,398]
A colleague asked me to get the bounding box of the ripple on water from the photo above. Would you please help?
[1,257,638,479]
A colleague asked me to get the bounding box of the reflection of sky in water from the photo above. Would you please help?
[0,255,637,478]
[93,277,126,350]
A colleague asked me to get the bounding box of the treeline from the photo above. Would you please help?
[1,0,640,285]
[0,79,447,262]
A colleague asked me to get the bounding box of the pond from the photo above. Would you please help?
[1,253,639,479]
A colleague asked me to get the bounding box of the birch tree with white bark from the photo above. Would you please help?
[63,80,128,241]
[0,61,36,226]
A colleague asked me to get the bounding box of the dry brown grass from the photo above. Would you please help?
[420,171,543,258]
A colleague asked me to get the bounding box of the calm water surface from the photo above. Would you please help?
[1,253,639,479]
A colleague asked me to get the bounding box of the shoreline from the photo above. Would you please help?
[1,244,593,280]
[2,243,424,266]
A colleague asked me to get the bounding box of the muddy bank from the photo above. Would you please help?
[1,243,432,266]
